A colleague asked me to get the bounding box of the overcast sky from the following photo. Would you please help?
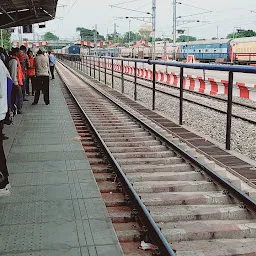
[15,0,256,41]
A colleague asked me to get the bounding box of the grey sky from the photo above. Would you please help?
[30,0,256,40]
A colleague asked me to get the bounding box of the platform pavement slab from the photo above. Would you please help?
[0,78,123,256]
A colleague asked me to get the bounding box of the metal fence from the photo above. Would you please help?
[56,54,256,151]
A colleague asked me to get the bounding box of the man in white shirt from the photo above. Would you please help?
[0,59,11,195]
[32,49,50,105]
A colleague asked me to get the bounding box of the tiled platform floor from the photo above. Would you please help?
[1,78,123,256]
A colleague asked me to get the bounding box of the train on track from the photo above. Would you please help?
[177,37,256,64]
[54,36,256,64]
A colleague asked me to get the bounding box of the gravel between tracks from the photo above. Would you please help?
[81,66,256,161]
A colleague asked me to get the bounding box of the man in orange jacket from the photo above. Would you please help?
[18,45,29,101]
[27,50,35,96]
[8,48,24,114]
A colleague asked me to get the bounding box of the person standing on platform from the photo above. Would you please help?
[32,49,50,105]
[0,59,11,195]
[18,45,30,101]
[8,48,24,114]
[48,51,56,79]
[0,47,6,63]
[27,50,36,96]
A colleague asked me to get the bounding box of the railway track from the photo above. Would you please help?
[78,60,256,125]
[57,61,256,256]
[61,84,154,256]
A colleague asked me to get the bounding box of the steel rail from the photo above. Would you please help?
[101,56,256,74]
[79,59,256,111]
[57,63,176,256]
[59,59,256,220]
[61,55,256,110]
[77,61,256,125]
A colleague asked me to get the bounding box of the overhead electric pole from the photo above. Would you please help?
[152,0,156,60]
[173,0,177,60]
[32,24,36,45]
[94,24,97,55]
[128,19,131,57]
[114,23,117,43]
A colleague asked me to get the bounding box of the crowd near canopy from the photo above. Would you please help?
[0,0,58,29]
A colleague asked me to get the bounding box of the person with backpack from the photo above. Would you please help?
[0,59,11,195]
[8,47,24,114]
[0,47,6,63]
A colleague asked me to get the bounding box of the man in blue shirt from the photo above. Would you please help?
[48,51,56,79]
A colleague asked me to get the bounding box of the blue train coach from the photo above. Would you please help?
[177,39,231,62]
[67,45,80,55]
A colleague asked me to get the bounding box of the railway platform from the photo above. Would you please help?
[0,79,123,256]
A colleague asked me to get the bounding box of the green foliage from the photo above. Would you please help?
[1,29,11,49]
[43,32,59,41]
[122,31,140,43]
[76,27,105,41]
[107,31,142,44]
[227,29,256,39]
[177,35,197,42]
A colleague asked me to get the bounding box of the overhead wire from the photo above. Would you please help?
[66,0,79,14]
[111,0,145,6]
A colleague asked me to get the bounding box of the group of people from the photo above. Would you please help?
[0,46,56,196]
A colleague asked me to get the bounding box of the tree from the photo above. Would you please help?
[106,33,121,44]
[1,29,11,49]
[76,27,105,41]
[227,29,256,39]
[122,31,141,43]
[177,35,197,42]
[43,32,59,41]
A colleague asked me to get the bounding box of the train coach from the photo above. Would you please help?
[90,47,121,56]
[55,36,256,64]
[176,39,231,62]
[231,37,256,64]
[176,37,256,64]
[66,45,80,55]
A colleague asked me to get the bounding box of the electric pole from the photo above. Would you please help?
[32,24,36,45]
[128,19,131,57]
[163,39,168,72]
[173,0,177,60]
[152,0,156,60]
[94,24,97,55]
[114,23,117,43]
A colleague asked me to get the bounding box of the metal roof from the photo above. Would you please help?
[178,38,231,46]
[231,36,256,44]
[0,0,58,29]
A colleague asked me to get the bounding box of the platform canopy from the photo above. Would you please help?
[0,0,58,29]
